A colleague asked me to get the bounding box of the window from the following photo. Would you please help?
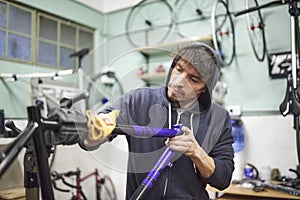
[0,0,94,71]
[38,14,94,70]
[0,1,33,62]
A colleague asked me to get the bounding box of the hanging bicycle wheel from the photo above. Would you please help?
[81,70,124,113]
[125,0,175,48]
[174,0,212,36]
[211,0,235,66]
[246,0,267,62]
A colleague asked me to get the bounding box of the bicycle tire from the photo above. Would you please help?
[125,0,175,48]
[85,71,124,112]
[96,175,117,200]
[211,0,236,66]
[174,0,211,36]
[246,0,267,62]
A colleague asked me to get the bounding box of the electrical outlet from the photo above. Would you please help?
[227,105,242,117]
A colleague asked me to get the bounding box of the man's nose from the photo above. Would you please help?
[173,74,186,87]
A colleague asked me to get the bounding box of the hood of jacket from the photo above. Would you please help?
[165,42,221,112]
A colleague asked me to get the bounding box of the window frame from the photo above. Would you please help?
[0,0,95,71]
[0,0,36,64]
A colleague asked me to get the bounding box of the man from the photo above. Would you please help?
[81,42,234,200]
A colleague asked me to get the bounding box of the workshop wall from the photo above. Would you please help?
[104,0,291,113]
[223,0,290,112]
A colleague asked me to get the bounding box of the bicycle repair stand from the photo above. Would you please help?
[235,0,300,174]
[0,106,54,200]
[0,90,89,200]
[278,0,300,172]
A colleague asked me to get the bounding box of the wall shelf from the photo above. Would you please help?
[139,73,167,84]
[136,35,213,56]
[137,35,213,86]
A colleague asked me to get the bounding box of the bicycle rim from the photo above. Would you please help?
[211,0,236,66]
[246,0,267,62]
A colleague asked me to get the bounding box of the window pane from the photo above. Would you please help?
[79,30,93,73]
[8,33,31,60]
[61,23,75,46]
[0,30,5,56]
[9,5,31,34]
[79,30,92,49]
[39,16,57,41]
[60,47,75,69]
[38,41,57,66]
[0,2,7,28]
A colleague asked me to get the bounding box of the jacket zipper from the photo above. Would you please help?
[163,173,168,199]
[176,110,183,124]
[163,110,183,199]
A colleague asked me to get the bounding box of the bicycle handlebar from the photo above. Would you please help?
[234,0,287,17]
[51,171,81,191]
[59,91,90,109]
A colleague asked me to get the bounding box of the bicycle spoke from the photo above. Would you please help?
[125,0,174,47]
[211,0,236,66]
[246,0,267,62]
[174,0,212,37]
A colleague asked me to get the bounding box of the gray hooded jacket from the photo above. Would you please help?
[83,43,234,200]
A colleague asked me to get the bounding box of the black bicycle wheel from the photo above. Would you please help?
[246,0,267,62]
[97,176,117,200]
[174,0,211,36]
[125,0,175,48]
[211,0,236,66]
[85,71,124,112]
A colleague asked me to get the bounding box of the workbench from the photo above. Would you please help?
[208,182,300,200]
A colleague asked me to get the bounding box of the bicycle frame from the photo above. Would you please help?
[75,168,100,200]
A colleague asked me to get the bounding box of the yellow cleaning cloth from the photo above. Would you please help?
[86,110,119,141]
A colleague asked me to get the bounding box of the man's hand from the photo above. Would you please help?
[165,126,215,178]
[84,110,119,147]
[165,126,200,157]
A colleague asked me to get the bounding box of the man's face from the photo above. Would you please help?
[167,58,206,108]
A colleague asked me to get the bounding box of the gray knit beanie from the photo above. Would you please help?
[166,42,221,110]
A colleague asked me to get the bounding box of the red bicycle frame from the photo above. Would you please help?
[75,168,100,200]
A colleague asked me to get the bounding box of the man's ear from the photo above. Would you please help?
[200,87,206,94]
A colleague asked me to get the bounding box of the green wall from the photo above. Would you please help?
[105,0,291,115]
[222,0,289,113]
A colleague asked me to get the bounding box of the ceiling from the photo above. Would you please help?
[73,0,140,13]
